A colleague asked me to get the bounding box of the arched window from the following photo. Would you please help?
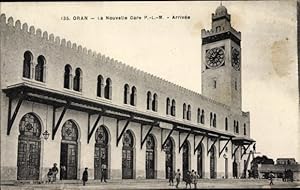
[73,68,82,92]
[197,108,201,123]
[64,64,72,89]
[35,55,45,82]
[183,103,186,119]
[152,93,158,112]
[213,114,216,127]
[201,110,205,124]
[187,105,191,120]
[147,91,152,110]
[244,124,246,135]
[97,75,104,97]
[171,99,176,116]
[104,78,112,100]
[166,98,170,115]
[124,84,130,104]
[23,51,33,79]
[237,121,239,133]
[130,86,137,106]
[210,112,213,126]
[225,117,228,130]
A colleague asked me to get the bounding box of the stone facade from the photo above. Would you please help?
[0,5,255,182]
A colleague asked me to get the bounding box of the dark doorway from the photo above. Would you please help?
[94,125,109,179]
[182,141,190,181]
[233,160,238,178]
[210,145,216,179]
[60,120,78,180]
[145,135,155,179]
[197,144,203,178]
[17,113,41,180]
[122,130,134,179]
[165,138,174,179]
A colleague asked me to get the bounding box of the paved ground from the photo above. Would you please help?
[1,179,300,189]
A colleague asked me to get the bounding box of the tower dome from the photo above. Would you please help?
[215,5,228,15]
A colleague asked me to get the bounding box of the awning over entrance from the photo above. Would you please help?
[3,82,245,144]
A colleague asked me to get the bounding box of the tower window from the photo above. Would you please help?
[35,55,45,82]
[197,108,201,123]
[183,103,186,119]
[64,64,72,89]
[213,79,217,89]
[124,84,129,104]
[152,93,158,112]
[200,110,205,124]
[23,51,33,79]
[171,99,176,116]
[73,68,82,92]
[244,124,246,135]
[187,105,191,121]
[235,80,237,90]
[130,86,137,106]
[225,117,228,130]
[166,98,170,115]
[97,75,104,97]
[213,113,217,127]
[104,78,112,100]
[147,91,152,110]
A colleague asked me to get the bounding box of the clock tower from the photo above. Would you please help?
[201,5,242,110]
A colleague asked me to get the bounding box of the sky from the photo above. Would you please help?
[1,1,299,161]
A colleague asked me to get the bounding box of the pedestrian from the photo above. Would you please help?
[101,163,107,182]
[82,168,88,186]
[168,167,174,186]
[185,171,192,189]
[193,171,199,189]
[46,169,53,183]
[51,163,59,182]
[175,169,181,189]
[269,171,274,185]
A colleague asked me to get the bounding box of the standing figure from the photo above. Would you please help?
[193,171,199,189]
[185,171,192,189]
[101,163,107,182]
[82,168,88,186]
[269,171,274,185]
[51,163,59,182]
[46,169,53,183]
[168,167,174,186]
[175,169,181,189]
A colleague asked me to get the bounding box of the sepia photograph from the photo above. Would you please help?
[0,1,299,189]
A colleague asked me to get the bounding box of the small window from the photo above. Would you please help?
[64,64,72,89]
[171,99,176,116]
[104,78,112,99]
[235,80,237,90]
[213,79,217,89]
[166,98,170,115]
[244,124,246,135]
[201,110,205,124]
[147,91,152,110]
[152,93,158,112]
[23,51,33,79]
[130,86,137,106]
[213,113,216,127]
[225,117,228,131]
[197,108,201,123]
[97,75,104,97]
[183,103,186,119]
[73,68,82,92]
[35,55,45,82]
[210,112,213,126]
[124,84,129,104]
[187,105,191,121]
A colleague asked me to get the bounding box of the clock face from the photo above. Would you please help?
[205,47,225,69]
[232,48,240,71]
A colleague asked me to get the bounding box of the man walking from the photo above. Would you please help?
[175,169,181,189]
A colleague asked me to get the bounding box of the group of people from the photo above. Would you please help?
[46,163,107,186]
[168,168,200,189]
[46,163,59,183]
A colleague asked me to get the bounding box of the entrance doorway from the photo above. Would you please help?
[60,120,78,180]
[94,125,109,179]
[197,144,203,178]
[233,160,238,178]
[210,145,216,179]
[182,141,190,181]
[165,137,174,179]
[145,135,155,179]
[122,130,134,179]
[17,113,41,180]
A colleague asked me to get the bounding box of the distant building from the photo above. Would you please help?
[257,158,300,181]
